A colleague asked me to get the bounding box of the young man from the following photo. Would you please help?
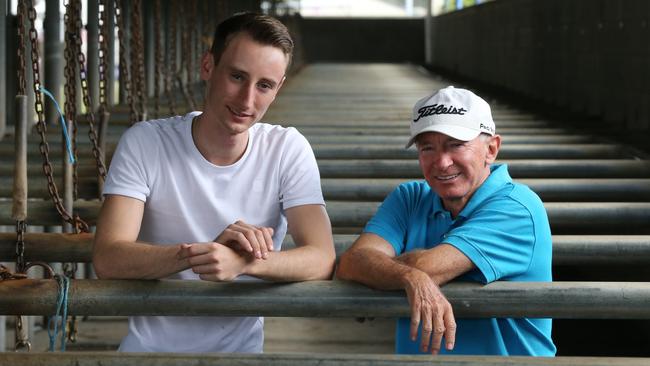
[336,86,556,356]
[93,13,335,353]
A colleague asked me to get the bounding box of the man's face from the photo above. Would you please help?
[416,132,499,214]
[200,32,288,136]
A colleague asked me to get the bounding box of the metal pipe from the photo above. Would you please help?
[0,142,636,162]
[0,0,7,142]
[0,201,649,233]
[44,0,63,127]
[87,0,100,112]
[315,160,650,179]
[2,159,650,179]
[305,135,594,145]
[2,352,648,366]
[3,233,650,266]
[2,279,650,318]
[324,201,650,234]
[12,96,28,222]
[287,126,571,135]
[317,178,650,202]
[62,116,73,233]
[309,143,637,159]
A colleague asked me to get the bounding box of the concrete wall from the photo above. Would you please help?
[429,0,650,132]
[300,18,424,64]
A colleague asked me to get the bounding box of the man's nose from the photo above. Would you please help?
[433,152,453,170]
[237,83,255,109]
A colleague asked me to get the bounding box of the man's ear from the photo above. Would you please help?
[485,134,501,164]
[200,52,215,81]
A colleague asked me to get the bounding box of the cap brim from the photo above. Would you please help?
[405,124,481,149]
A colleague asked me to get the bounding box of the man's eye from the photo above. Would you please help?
[258,82,272,90]
[231,73,243,81]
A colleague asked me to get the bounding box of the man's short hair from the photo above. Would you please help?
[210,12,294,70]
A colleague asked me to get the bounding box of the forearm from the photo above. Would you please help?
[244,244,335,281]
[337,247,418,290]
[93,240,189,280]
[396,244,475,285]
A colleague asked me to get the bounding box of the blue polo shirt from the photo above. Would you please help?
[364,164,556,356]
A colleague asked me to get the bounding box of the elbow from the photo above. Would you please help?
[92,240,116,279]
[312,250,336,280]
[334,251,354,281]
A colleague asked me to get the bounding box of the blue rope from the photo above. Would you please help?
[47,274,70,352]
[38,86,76,164]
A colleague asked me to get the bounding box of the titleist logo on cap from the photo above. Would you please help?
[413,104,467,122]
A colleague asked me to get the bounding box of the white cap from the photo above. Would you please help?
[405,86,495,148]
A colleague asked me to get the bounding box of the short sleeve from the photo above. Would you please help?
[278,129,325,209]
[103,124,153,202]
[363,184,413,255]
[444,198,536,284]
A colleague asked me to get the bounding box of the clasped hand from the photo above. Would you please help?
[176,220,275,281]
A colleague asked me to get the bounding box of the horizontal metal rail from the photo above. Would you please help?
[6,177,650,202]
[0,201,649,234]
[1,143,637,161]
[3,159,649,179]
[319,178,650,202]
[3,352,649,366]
[2,233,650,266]
[325,202,650,234]
[2,279,650,318]
[316,159,650,179]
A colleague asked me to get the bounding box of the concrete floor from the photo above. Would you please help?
[4,317,395,353]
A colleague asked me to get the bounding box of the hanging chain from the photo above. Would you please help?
[115,0,137,124]
[17,0,27,95]
[15,220,27,273]
[177,1,195,111]
[27,0,89,233]
[131,0,146,121]
[165,0,177,116]
[63,0,79,201]
[183,0,196,110]
[153,0,161,118]
[71,0,107,181]
[98,0,109,112]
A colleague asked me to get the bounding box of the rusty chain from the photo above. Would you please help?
[130,0,146,121]
[15,220,27,273]
[177,1,195,111]
[115,0,137,124]
[63,0,79,201]
[165,0,178,115]
[26,0,89,234]
[98,0,109,112]
[184,0,197,110]
[153,0,162,118]
[16,0,27,96]
[71,0,108,182]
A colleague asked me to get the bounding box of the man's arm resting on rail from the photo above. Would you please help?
[180,204,336,282]
[92,195,190,279]
[396,244,475,286]
[336,233,468,354]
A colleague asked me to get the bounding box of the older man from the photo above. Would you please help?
[336,86,555,356]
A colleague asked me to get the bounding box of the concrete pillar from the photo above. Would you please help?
[144,0,154,97]
[87,0,100,112]
[424,0,433,65]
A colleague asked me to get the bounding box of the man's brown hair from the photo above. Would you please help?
[211,12,293,70]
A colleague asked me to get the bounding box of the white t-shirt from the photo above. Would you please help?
[103,112,325,352]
